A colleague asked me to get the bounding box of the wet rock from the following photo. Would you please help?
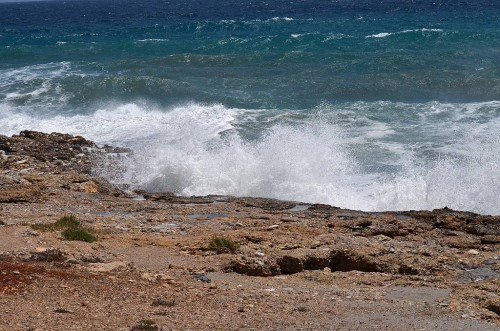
[143,192,213,204]
[234,197,296,211]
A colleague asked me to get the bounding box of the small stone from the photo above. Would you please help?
[65,258,79,264]
[310,241,321,249]
[376,235,391,241]
[192,273,211,283]
[267,225,279,230]
[32,247,47,253]
[141,273,154,281]
[22,230,39,237]
[209,284,218,289]
[467,249,479,255]
[254,251,266,257]
[155,273,174,282]
[54,308,72,314]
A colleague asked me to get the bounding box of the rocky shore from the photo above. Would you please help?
[1,131,499,331]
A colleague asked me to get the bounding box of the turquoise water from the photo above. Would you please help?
[1,0,499,214]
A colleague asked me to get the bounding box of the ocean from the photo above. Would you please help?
[1,0,499,214]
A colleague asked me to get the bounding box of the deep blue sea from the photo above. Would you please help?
[1,0,499,214]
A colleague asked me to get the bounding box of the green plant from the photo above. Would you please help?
[31,215,80,232]
[61,228,97,243]
[30,215,97,243]
[207,236,239,253]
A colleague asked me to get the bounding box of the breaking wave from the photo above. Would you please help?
[1,101,499,215]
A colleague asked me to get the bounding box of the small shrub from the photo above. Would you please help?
[61,228,97,243]
[30,215,97,243]
[31,215,80,232]
[55,215,81,228]
[207,236,239,253]
[130,319,159,331]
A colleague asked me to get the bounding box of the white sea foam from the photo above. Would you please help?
[137,39,168,42]
[366,28,444,38]
[0,101,499,215]
[268,17,294,22]
[366,32,393,38]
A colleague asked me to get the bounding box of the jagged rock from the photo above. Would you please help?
[329,250,383,273]
[276,249,330,275]
[277,255,304,274]
[486,302,500,316]
[229,257,280,276]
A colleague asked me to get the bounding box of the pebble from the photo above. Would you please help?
[267,225,279,230]
[192,273,211,283]
[32,247,47,253]
[21,230,39,237]
[466,249,479,255]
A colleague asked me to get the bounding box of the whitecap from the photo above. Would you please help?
[366,32,393,38]
[366,28,444,38]
[268,17,294,22]
[1,100,498,215]
[137,39,168,42]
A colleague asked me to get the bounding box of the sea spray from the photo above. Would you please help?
[1,0,499,214]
